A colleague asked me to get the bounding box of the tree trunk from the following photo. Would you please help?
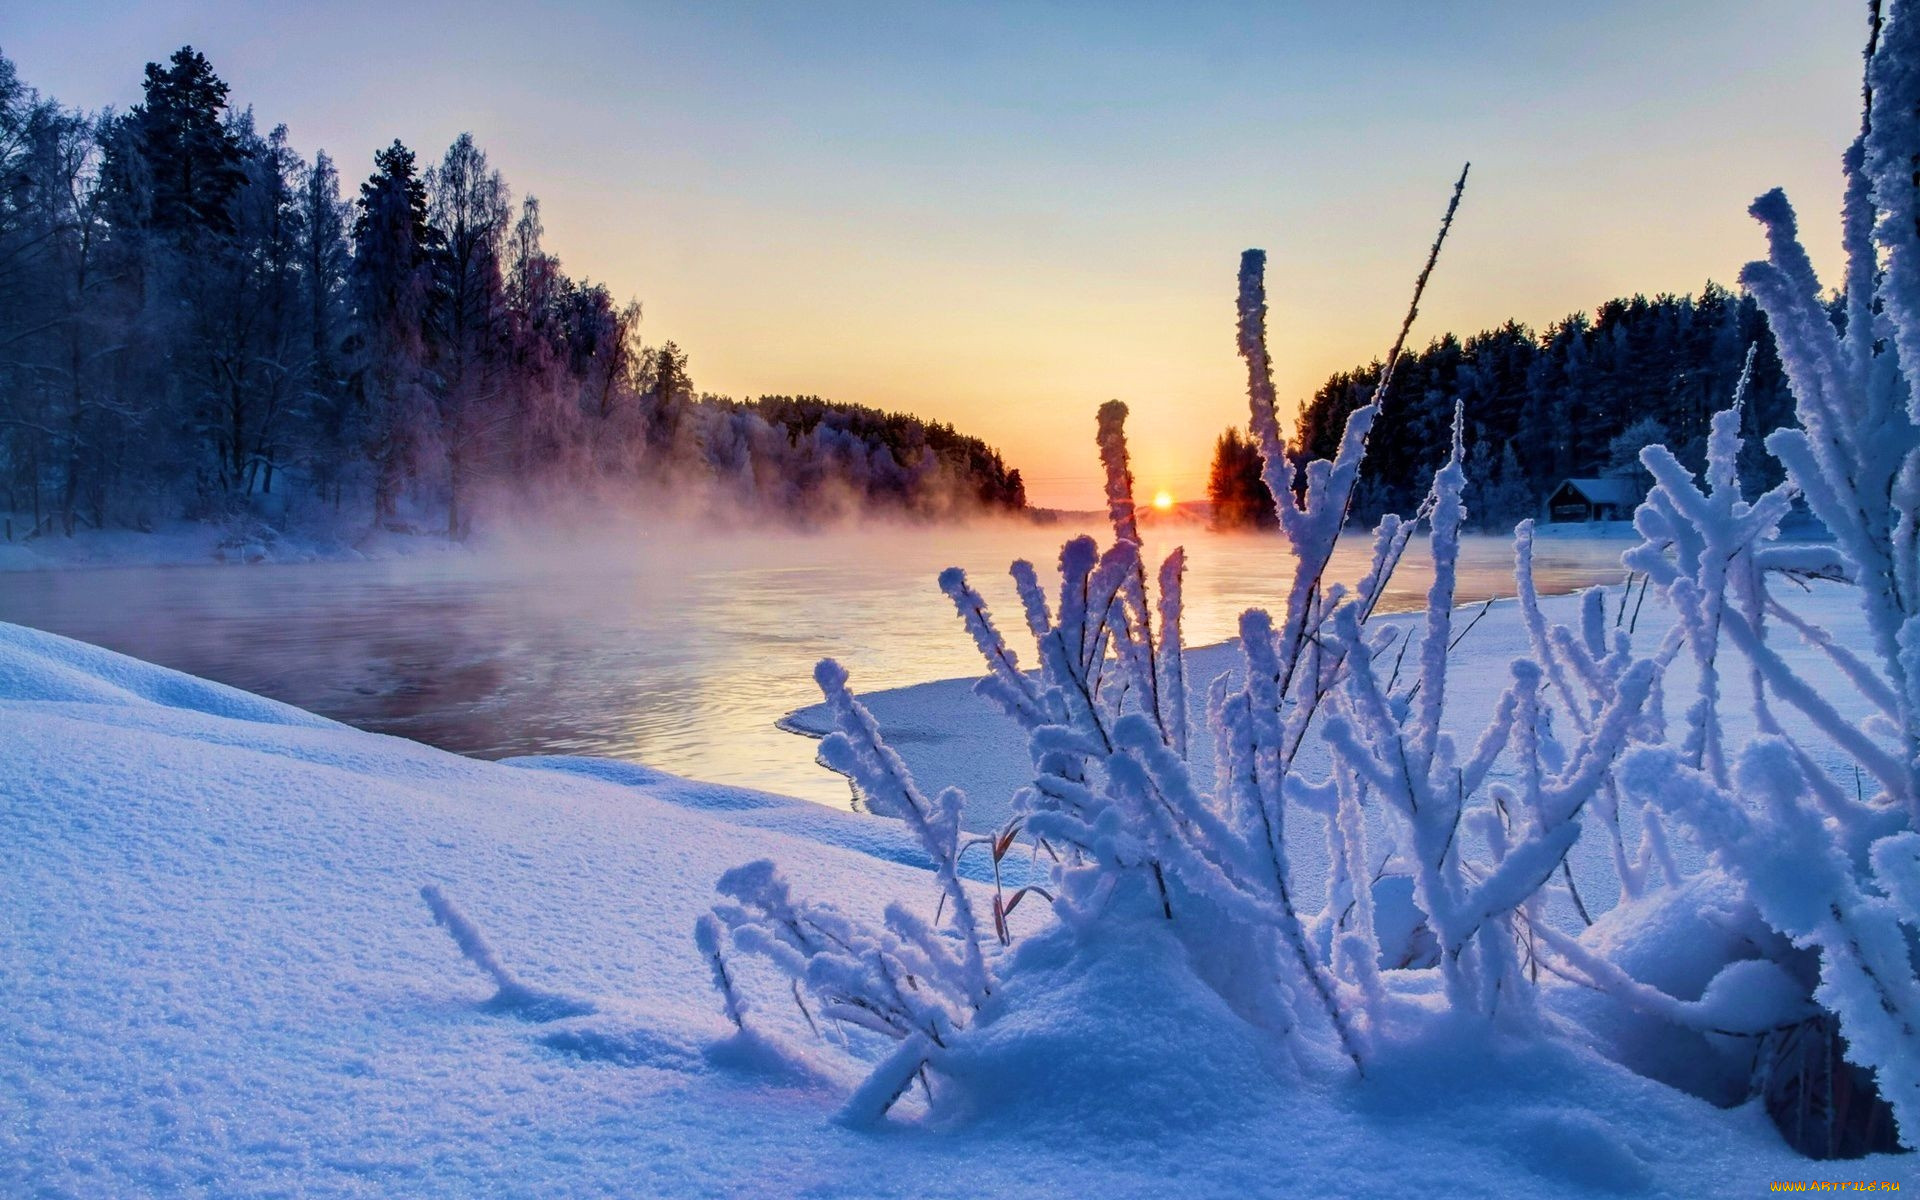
[447,446,463,542]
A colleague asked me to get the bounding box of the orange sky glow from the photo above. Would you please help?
[7,2,1871,508]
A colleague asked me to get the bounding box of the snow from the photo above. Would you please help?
[3,602,1906,1195]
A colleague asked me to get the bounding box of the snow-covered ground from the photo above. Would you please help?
[3,586,1905,1196]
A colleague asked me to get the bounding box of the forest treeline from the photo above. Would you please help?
[1210,285,1798,529]
[0,47,1026,541]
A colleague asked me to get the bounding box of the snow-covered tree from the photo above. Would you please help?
[427,133,510,540]
[1604,414,1667,495]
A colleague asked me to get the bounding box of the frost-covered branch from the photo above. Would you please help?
[814,660,989,1007]
[1597,11,1920,1148]
[420,884,590,1020]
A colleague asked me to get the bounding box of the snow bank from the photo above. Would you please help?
[1,618,1888,1195]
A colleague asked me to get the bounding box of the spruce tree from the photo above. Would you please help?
[104,46,247,239]
[1206,425,1275,529]
[349,140,441,522]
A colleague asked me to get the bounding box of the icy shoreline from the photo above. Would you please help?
[0,518,478,573]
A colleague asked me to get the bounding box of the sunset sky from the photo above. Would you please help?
[7,1,1870,508]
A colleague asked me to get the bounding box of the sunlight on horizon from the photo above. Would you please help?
[4,1,1873,507]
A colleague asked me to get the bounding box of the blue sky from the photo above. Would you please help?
[5,2,1871,505]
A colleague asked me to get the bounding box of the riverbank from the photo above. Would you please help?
[0,515,474,572]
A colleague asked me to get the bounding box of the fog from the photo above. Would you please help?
[0,518,1635,806]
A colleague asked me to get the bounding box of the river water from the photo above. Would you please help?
[0,520,1633,806]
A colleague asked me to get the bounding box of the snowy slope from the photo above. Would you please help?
[1,618,1894,1196]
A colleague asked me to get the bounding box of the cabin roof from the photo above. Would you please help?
[1554,477,1639,507]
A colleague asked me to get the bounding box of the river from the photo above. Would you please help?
[0,520,1634,806]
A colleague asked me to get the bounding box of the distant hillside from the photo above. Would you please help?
[671,394,1026,521]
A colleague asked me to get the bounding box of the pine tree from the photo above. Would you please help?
[1291,290,1798,524]
[1466,439,1532,529]
[1207,425,1275,528]
[644,340,692,452]
[103,46,247,240]
[181,113,310,500]
[349,140,441,522]
[0,48,1028,534]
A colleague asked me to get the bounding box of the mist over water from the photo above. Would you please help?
[0,520,1634,806]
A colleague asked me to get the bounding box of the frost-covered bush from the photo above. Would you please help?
[1598,6,1920,1153]
[697,10,1920,1155]
[698,166,1671,1117]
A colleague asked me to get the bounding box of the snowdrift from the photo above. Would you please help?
[1,618,1888,1196]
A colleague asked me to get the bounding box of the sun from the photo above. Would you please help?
[1152,490,1174,512]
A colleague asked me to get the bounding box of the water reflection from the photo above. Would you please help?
[0,522,1633,806]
